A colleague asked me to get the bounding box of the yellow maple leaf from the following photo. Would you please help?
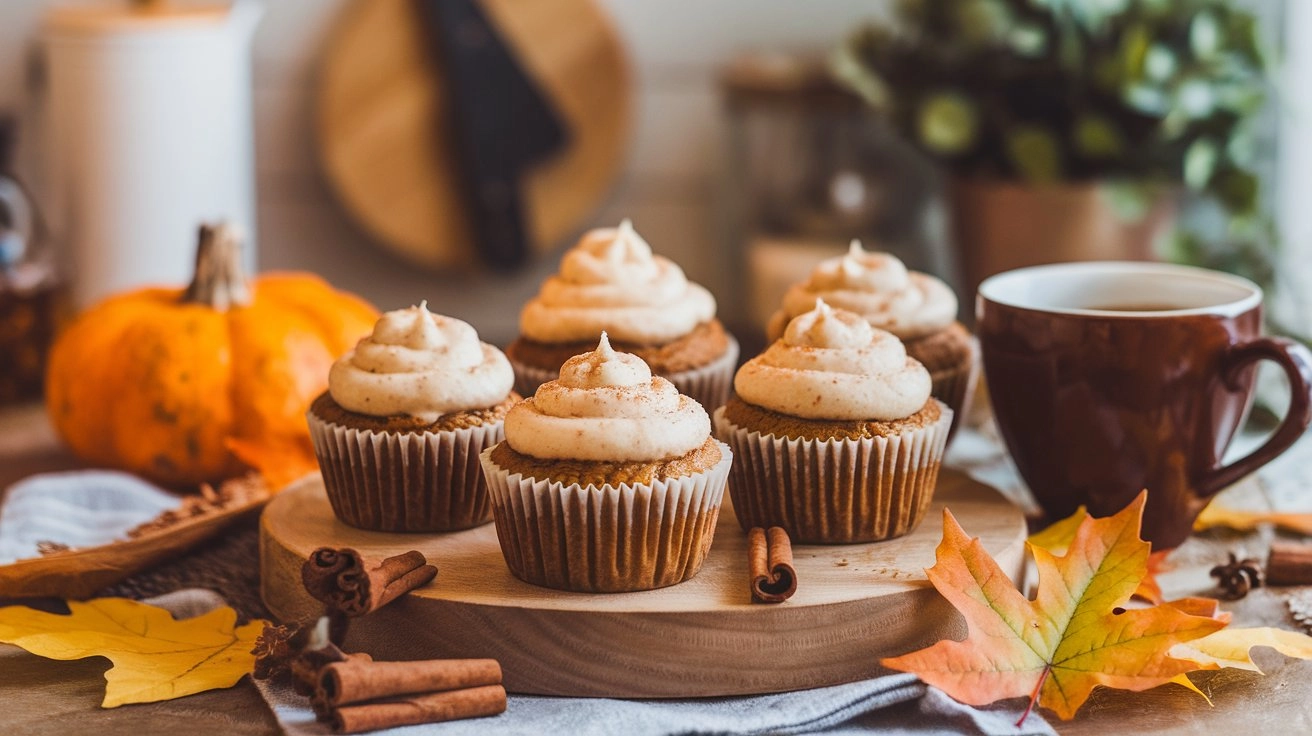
[1171,627,1312,673]
[883,492,1226,722]
[1193,504,1312,535]
[0,598,265,707]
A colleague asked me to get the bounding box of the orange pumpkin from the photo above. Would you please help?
[45,224,378,487]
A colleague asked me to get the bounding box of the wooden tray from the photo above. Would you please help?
[260,469,1026,698]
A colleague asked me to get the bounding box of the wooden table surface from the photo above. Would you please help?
[2,403,1311,734]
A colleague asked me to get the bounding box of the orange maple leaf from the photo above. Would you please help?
[1028,504,1170,603]
[883,492,1226,723]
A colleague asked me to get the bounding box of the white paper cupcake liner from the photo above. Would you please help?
[480,442,733,593]
[510,335,740,412]
[307,410,504,533]
[714,401,952,544]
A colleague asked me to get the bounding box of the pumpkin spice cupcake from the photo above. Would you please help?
[482,333,732,593]
[719,299,952,543]
[767,240,975,435]
[307,302,517,532]
[506,219,738,411]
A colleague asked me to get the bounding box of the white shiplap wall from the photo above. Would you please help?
[0,0,891,344]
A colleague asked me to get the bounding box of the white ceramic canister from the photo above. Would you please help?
[43,0,262,307]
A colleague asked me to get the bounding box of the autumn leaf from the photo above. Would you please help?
[0,598,265,707]
[1193,504,1312,535]
[1029,504,1168,604]
[1171,626,1312,672]
[883,492,1226,722]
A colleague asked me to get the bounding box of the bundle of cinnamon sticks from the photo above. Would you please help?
[302,548,437,617]
[315,658,507,733]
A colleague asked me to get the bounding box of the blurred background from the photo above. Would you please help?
[0,0,1307,401]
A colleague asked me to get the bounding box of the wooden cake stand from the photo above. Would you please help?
[260,469,1026,698]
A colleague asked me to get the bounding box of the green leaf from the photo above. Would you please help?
[1073,115,1124,158]
[1191,12,1221,59]
[917,93,978,155]
[956,0,1012,45]
[831,44,891,109]
[1143,44,1177,82]
[1120,23,1152,80]
[1006,126,1062,182]
[1009,24,1048,57]
[1176,79,1216,119]
[1124,84,1170,116]
[1102,181,1157,222]
[1212,168,1259,215]
[1184,139,1219,190]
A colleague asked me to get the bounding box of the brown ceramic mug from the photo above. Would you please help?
[977,262,1312,549]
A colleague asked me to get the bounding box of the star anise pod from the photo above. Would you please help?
[1210,552,1264,600]
[251,623,297,680]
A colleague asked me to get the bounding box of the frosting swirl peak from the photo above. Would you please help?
[328,302,514,422]
[738,299,931,420]
[770,240,957,339]
[519,220,716,344]
[505,334,710,461]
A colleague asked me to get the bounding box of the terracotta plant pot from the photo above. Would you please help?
[949,179,1176,306]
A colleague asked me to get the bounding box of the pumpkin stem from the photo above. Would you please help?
[182,222,252,311]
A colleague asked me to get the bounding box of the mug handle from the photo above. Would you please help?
[1200,337,1312,497]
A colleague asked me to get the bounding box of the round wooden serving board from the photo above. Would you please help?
[260,469,1026,698]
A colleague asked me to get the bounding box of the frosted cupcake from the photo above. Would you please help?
[767,240,974,435]
[506,219,738,411]
[482,333,732,592]
[307,302,517,532]
[719,299,952,543]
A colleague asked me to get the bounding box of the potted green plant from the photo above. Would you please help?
[833,0,1274,297]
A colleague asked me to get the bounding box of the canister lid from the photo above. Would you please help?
[45,0,232,35]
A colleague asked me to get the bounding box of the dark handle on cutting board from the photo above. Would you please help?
[418,0,569,271]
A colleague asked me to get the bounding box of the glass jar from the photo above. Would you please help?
[0,116,64,407]
[719,53,952,348]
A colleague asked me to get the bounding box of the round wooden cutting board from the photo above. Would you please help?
[260,468,1026,698]
[317,0,631,269]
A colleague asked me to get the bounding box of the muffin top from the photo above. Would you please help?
[504,332,711,462]
[328,302,514,422]
[737,299,931,421]
[770,240,957,340]
[518,219,716,345]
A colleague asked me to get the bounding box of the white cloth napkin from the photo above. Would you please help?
[254,672,1053,736]
[0,471,178,564]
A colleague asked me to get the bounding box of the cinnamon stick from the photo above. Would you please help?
[749,526,797,603]
[330,684,507,734]
[318,658,502,707]
[1268,542,1312,586]
[290,615,369,697]
[302,548,437,616]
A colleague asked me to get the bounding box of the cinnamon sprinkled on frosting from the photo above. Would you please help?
[738,299,931,420]
[504,333,711,461]
[328,302,514,422]
[770,240,956,339]
[518,220,716,344]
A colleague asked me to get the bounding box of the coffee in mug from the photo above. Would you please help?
[976,261,1312,549]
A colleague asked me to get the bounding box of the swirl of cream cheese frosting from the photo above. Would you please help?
[504,332,711,461]
[519,219,717,345]
[328,302,514,422]
[737,299,932,420]
[770,240,957,339]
